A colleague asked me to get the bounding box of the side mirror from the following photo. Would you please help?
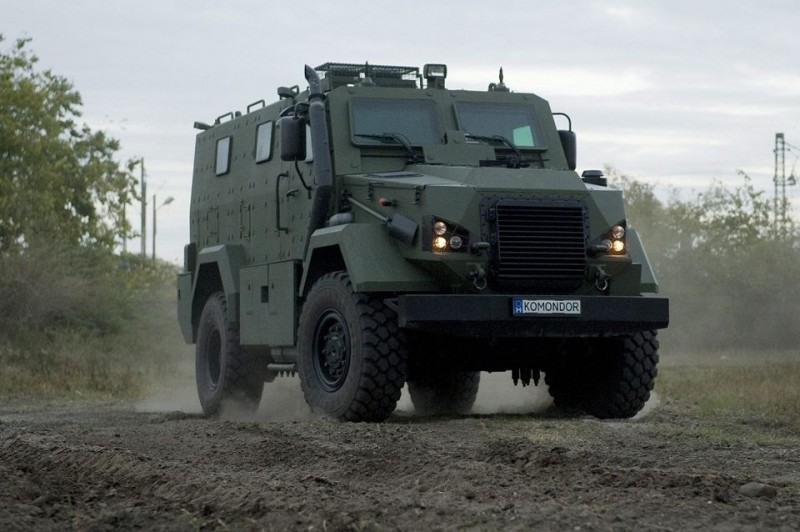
[558,130,576,171]
[280,116,306,161]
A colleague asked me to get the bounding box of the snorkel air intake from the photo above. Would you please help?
[305,65,333,243]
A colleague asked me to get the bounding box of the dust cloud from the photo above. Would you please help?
[472,372,554,414]
[136,355,652,420]
[632,391,660,420]
[135,353,317,422]
[395,371,554,416]
[138,368,662,421]
[135,352,201,415]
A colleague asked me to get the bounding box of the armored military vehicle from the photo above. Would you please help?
[177,62,668,422]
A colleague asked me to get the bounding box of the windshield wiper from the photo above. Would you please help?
[354,133,420,162]
[465,133,531,169]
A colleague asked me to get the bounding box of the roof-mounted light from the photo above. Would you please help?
[423,63,447,89]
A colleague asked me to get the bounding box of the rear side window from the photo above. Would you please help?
[255,122,273,163]
[215,136,231,175]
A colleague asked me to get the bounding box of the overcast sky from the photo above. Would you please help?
[5,0,800,261]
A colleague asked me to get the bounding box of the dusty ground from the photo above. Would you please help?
[1,371,798,531]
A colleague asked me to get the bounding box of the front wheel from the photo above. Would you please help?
[195,292,265,416]
[545,331,659,419]
[297,272,407,422]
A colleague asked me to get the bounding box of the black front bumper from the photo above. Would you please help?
[393,294,669,338]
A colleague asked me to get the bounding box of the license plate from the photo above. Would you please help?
[512,298,581,316]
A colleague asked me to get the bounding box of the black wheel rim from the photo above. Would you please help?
[312,309,351,392]
[206,328,222,390]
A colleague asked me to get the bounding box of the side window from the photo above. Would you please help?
[304,125,314,163]
[215,136,231,176]
[255,121,273,163]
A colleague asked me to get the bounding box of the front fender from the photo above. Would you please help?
[300,224,437,294]
[626,228,659,293]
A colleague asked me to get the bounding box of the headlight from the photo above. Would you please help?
[607,221,627,256]
[590,221,627,257]
[426,217,470,252]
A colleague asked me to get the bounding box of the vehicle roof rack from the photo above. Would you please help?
[316,62,420,91]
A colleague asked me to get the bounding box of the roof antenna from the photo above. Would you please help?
[361,62,375,87]
[489,66,510,92]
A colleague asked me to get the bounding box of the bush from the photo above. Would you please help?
[0,243,183,399]
[0,244,130,337]
[611,169,800,351]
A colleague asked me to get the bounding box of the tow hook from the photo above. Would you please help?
[594,269,610,292]
[469,265,487,291]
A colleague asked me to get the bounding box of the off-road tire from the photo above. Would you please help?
[545,331,659,419]
[297,272,407,422]
[407,371,481,415]
[195,292,265,416]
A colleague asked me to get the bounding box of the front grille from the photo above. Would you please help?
[489,199,587,291]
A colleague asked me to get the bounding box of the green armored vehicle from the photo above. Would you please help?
[177,62,668,422]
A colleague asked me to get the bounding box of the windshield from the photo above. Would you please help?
[351,98,442,146]
[456,102,544,148]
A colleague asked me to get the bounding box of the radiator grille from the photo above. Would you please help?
[492,200,586,290]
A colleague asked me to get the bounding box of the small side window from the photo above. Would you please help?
[255,121,273,163]
[216,136,231,176]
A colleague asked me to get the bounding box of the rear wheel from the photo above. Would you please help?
[195,292,265,416]
[545,331,659,419]
[407,371,481,415]
[297,272,407,422]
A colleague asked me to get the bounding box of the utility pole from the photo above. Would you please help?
[774,133,785,234]
[122,200,127,254]
[152,194,174,261]
[140,158,147,258]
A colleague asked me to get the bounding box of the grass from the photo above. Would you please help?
[0,245,189,402]
[657,349,800,430]
[0,291,188,401]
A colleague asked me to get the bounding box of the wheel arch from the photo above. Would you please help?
[188,245,245,341]
[299,224,436,296]
[300,244,346,297]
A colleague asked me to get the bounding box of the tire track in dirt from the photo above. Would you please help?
[0,425,350,529]
[1,407,799,531]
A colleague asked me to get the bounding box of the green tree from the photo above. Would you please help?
[0,35,136,252]
[611,168,800,350]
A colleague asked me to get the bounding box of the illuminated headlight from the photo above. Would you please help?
[607,221,627,255]
[427,216,470,252]
[591,220,628,257]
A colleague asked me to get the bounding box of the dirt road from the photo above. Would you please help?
[1,374,798,531]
